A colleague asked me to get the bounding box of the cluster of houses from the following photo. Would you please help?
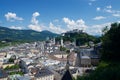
[0,41,56,80]
[0,33,101,80]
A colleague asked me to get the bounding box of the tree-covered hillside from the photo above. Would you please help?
[0,26,58,41]
[56,31,100,46]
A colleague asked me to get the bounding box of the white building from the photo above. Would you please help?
[61,38,64,47]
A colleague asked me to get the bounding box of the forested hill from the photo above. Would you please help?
[56,30,101,46]
[0,26,58,41]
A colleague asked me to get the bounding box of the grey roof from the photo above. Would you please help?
[80,48,100,59]
[0,69,8,78]
[34,68,54,77]
[70,68,77,74]
[56,68,77,76]
[17,76,31,80]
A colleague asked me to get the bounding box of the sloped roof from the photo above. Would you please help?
[61,70,73,80]
[34,68,54,77]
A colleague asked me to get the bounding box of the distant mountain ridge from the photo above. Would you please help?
[0,26,58,41]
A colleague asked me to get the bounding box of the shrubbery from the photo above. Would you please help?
[4,64,19,70]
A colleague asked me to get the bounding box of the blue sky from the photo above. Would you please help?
[0,0,120,35]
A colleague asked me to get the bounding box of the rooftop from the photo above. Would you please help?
[21,58,33,65]
[17,75,31,80]
[61,70,73,80]
[81,56,90,59]
[34,68,54,77]
[0,69,8,79]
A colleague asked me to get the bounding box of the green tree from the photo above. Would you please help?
[66,49,70,54]
[60,46,66,51]
[102,26,109,35]
[101,23,120,62]
[8,58,14,63]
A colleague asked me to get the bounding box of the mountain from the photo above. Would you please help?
[0,26,58,41]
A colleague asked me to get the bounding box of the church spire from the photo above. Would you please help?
[65,55,69,70]
[61,54,73,80]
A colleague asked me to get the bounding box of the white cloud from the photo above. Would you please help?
[104,9,113,13]
[62,18,120,35]
[88,0,96,6]
[104,6,113,13]
[49,22,66,34]
[96,7,101,11]
[106,5,112,9]
[28,12,66,33]
[28,24,42,32]
[63,18,75,26]
[93,16,106,20]
[90,0,96,2]
[53,19,59,22]
[63,17,87,31]
[86,22,111,35]
[62,17,107,35]
[112,14,120,17]
[103,5,113,13]
[10,26,23,30]
[31,12,40,24]
[88,3,92,6]
[104,5,120,17]
[86,21,120,35]
[104,8,120,17]
[27,12,119,35]
[5,12,23,22]
[28,12,43,32]
[118,21,120,23]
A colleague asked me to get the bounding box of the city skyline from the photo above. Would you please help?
[0,0,120,35]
